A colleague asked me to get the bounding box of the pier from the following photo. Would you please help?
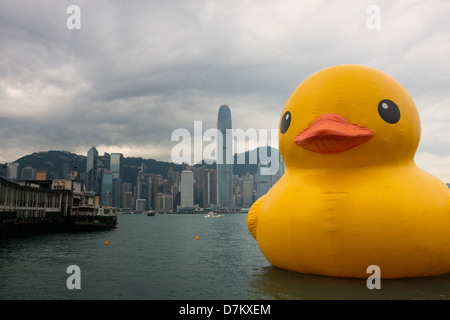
[0,177,81,240]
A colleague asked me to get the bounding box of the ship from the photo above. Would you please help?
[204,211,224,218]
[71,205,118,231]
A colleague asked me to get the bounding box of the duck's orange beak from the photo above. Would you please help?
[294,113,374,154]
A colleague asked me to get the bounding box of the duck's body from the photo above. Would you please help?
[250,164,450,278]
[248,65,450,278]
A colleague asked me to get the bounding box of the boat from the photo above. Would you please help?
[71,205,118,231]
[204,211,224,218]
[147,210,155,216]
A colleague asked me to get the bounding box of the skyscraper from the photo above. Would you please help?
[110,153,123,208]
[86,147,99,193]
[136,162,152,210]
[217,105,233,208]
[101,171,113,206]
[242,176,253,208]
[6,163,19,181]
[257,162,270,200]
[180,170,194,207]
[21,165,36,180]
[110,153,123,180]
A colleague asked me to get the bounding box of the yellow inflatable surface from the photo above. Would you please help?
[247,65,450,279]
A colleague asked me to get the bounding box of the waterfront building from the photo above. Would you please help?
[155,193,173,211]
[209,168,217,207]
[198,168,217,208]
[171,173,181,209]
[138,176,152,210]
[191,167,203,207]
[122,191,133,209]
[101,171,113,206]
[180,170,194,207]
[113,178,122,208]
[217,105,233,208]
[242,176,253,208]
[151,174,163,209]
[164,194,174,211]
[136,163,152,210]
[121,182,133,209]
[257,163,271,199]
[110,153,123,208]
[136,199,146,212]
[202,169,210,208]
[86,147,99,194]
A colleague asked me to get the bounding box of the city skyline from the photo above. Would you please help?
[0,1,449,183]
[3,143,448,211]
[1,144,281,210]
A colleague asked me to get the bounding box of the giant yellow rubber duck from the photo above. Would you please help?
[247,65,450,279]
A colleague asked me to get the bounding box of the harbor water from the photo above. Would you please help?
[0,213,449,300]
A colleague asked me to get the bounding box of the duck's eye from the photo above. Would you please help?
[280,111,291,134]
[378,99,400,124]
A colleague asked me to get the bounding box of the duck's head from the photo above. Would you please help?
[279,65,421,169]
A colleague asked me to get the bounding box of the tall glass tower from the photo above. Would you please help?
[257,162,271,199]
[110,153,123,180]
[181,170,194,207]
[86,147,99,193]
[217,105,233,208]
[101,171,113,206]
[110,153,123,208]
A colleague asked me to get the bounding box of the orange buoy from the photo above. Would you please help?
[195,235,200,240]
[104,240,109,245]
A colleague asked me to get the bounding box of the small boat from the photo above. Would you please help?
[147,210,155,216]
[204,211,224,218]
[71,205,118,231]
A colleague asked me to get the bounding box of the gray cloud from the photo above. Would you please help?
[0,0,449,181]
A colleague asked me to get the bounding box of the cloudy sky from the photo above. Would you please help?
[0,0,449,182]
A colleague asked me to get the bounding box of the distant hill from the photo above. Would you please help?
[194,145,280,176]
[232,146,280,177]
[14,150,86,179]
[1,146,279,185]
[121,156,185,182]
